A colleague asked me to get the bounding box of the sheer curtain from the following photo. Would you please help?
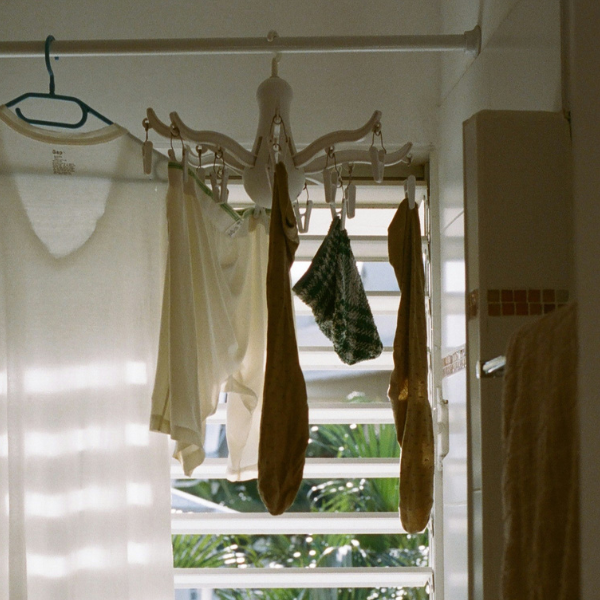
[0,109,174,600]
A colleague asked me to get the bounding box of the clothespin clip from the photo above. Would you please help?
[210,171,220,201]
[219,166,230,204]
[369,124,386,183]
[141,118,153,175]
[293,184,313,233]
[405,174,416,209]
[324,168,338,207]
[334,164,356,231]
[369,146,385,184]
[338,197,347,230]
[344,184,356,218]
[195,146,206,182]
[210,148,229,203]
[168,124,186,175]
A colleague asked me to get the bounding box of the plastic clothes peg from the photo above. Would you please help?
[219,167,230,204]
[323,168,338,206]
[196,166,206,183]
[345,183,356,219]
[293,199,313,234]
[405,175,416,209]
[210,171,220,202]
[369,146,385,183]
[340,197,348,230]
[142,139,153,175]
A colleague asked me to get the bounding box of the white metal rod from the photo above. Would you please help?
[296,235,428,261]
[0,27,480,58]
[206,401,395,425]
[171,457,399,479]
[299,349,394,370]
[171,511,406,535]
[295,293,399,315]
[296,236,389,261]
[174,566,432,589]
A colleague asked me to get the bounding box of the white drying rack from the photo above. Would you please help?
[1,27,481,220]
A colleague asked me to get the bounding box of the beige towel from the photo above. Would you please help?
[258,162,309,515]
[502,303,579,600]
[387,199,434,533]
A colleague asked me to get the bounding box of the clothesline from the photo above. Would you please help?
[0,27,481,58]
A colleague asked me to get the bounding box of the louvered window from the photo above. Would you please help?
[170,174,439,600]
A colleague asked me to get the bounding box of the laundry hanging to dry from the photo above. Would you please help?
[258,162,309,516]
[387,198,434,534]
[150,162,270,481]
[502,303,579,600]
[292,216,383,365]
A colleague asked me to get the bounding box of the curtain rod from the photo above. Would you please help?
[0,27,481,58]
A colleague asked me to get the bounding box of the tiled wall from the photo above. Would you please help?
[486,288,569,317]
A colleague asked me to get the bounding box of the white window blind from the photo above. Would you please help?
[170,180,438,600]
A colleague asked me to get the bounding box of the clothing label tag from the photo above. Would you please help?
[225,220,242,238]
[52,150,75,175]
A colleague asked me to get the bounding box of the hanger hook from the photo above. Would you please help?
[271,52,282,77]
[44,35,57,95]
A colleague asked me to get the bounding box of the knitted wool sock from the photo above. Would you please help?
[293,217,383,365]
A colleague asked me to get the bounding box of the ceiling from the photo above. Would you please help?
[0,0,451,162]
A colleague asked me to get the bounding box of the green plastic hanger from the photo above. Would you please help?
[5,35,113,129]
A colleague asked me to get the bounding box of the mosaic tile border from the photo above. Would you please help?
[442,346,466,378]
[487,288,569,317]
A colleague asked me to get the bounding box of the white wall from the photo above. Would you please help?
[436,0,562,598]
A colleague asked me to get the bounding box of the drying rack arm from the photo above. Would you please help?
[146,107,173,137]
[190,144,247,174]
[293,111,382,168]
[170,112,256,168]
[145,108,250,172]
[303,142,412,174]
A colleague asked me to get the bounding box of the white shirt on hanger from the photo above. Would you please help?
[0,106,173,600]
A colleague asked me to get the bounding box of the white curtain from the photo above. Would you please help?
[0,113,174,600]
